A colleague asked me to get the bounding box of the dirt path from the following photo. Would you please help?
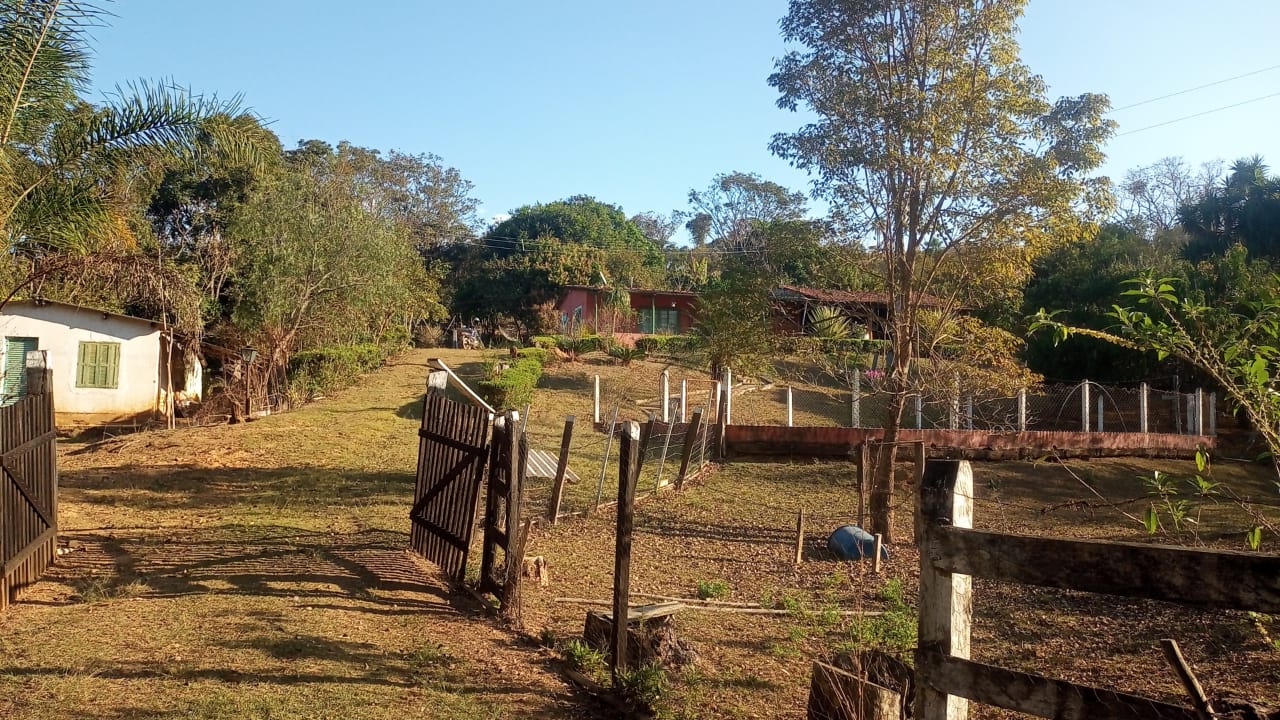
[0,349,591,720]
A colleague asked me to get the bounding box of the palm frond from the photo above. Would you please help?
[0,0,101,144]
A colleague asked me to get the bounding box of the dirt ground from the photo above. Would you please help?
[2,347,1279,719]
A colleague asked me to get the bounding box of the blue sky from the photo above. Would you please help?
[89,1,1280,232]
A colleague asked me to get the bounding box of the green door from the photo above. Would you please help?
[2,336,38,406]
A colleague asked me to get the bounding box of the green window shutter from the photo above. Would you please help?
[76,341,121,389]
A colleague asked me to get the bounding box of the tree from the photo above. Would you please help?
[687,171,808,250]
[1179,156,1280,261]
[451,196,664,331]
[1117,156,1219,245]
[1022,224,1168,382]
[770,0,1114,542]
[630,210,683,249]
[0,1,272,303]
[685,212,712,248]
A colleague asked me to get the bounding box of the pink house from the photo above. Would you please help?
[556,285,698,346]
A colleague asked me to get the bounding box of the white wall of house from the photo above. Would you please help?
[0,301,162,420]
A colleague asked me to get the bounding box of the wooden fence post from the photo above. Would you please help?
[593,375,601,425]
[547,416,576,523]
[794,510,806,565]
[1140,382,1149,434]
[502,517,534,628]
[675,408,704,491]
[857,442,871,528]
[427,369,448,395]
[916,459,974,720]
[611,421,641,685]
[869,441,893,544]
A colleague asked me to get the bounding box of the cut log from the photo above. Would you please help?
[584,606,697,669]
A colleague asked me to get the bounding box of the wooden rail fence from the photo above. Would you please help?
[1,372,58,611]
[914,459,1280,720]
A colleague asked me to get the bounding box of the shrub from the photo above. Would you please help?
[608,343,645,366]
[414,323,444,348]
[288,343,388,401]
[478,355,544,408]
[695,578,730,600]
[635,334,701,356]
[516,347,550,366]
[531,335,561,349]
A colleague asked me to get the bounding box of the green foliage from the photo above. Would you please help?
[287,344,388,401]
[841,578,916,655]
[808,305,851,340]
[687,172,808,251]
[477,356,544,409]
[695,266,777,377]
[515,347,550,366]
[562,639,607,681]
[1181,157,1280,261]
[695,579,730,600]
[617,662,669,709]
[531,335,560,349]
[634,334,702,356]
[607,343,645,366]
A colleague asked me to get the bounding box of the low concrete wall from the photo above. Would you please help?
[723,424,1212,460]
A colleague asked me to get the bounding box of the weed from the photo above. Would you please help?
[840,578,916,654]
[407,641,460,671]
[563,639,607,680]
[72,575,146,603]
[695,579,730,600]
[537,627,558,647]
[618,661,669,709]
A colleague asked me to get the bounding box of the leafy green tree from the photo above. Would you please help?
[1022,225,1167,381]
[451,196,664,331]
[769,0,1114,542]
[685,212,712,248]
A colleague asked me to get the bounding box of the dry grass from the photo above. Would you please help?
[5,346,1280,719]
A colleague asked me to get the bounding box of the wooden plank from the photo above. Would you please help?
[2,526,55,575]
[428,358,496,414]
[611,420,640,684]
[0,429,57,462]
[928,525,1280,614]
[547,416,575,523]
[915,650,1199,720]
[675,408,703,491]
[916,459,973,720]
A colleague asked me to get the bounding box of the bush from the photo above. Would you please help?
[516,347,550,366]
[477,355,544,409]
[531,335,560,349]
[288,343,388,401]
[634,334,702,356]
[414,323,444,348]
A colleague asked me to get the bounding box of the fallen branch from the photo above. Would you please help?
[554,597,883,616]
[1159,638,1215,720]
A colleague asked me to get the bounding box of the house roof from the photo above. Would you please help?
[771,284,950,309]
[561,285,699,298]
[3,298,167,328]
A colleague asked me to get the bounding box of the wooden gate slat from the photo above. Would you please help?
[1,381,57,611]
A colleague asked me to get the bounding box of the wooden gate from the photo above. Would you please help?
[1,375,57,611]
[479,410,526,600]
[409,387,492,581]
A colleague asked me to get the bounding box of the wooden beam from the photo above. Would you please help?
[916,459,973,720]
[928,525,1280,614]
[915,650,1199,720]
[611,421,640,685]
[428,358,496,414]
[675,408,703,491]
[547,415,576,523]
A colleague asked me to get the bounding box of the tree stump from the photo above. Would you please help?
[583,603,697,669]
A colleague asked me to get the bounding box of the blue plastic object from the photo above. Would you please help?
[827,524,889,561]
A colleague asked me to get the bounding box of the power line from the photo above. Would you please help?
[1115,90,1280,137]
[1109,62,1280,112]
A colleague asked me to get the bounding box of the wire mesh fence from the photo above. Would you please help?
[727,378,1220,436]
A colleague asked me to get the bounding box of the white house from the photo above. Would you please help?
[0,299,200,424]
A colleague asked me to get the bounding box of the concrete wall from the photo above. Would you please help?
[0,302,161,421]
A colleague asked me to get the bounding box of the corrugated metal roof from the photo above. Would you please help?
[526,448,580,482]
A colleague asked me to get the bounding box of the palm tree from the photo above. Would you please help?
[0,1,272,270]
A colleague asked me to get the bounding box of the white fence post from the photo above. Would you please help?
[1081,380,1091,433]
[852,369,862,428]
[949,376,960,430]
[660,370,670,423]
[713,381,723,425]
[916,460,974,720]
[1139,382,1149,434]
[915,393,924,429]
[723,367,733,426]
[1016,387,1027,432]
[965,395,973,430]
[786,386,794,427]
[1097,396,1105,433]
[680,379,688,423]
[593,375,601,425]
[1196,389,1205,436]
[1185,393,1195,435]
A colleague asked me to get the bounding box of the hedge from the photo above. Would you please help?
[478,355,545,409]
[634,334,703,356]
[288,343,388,400]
